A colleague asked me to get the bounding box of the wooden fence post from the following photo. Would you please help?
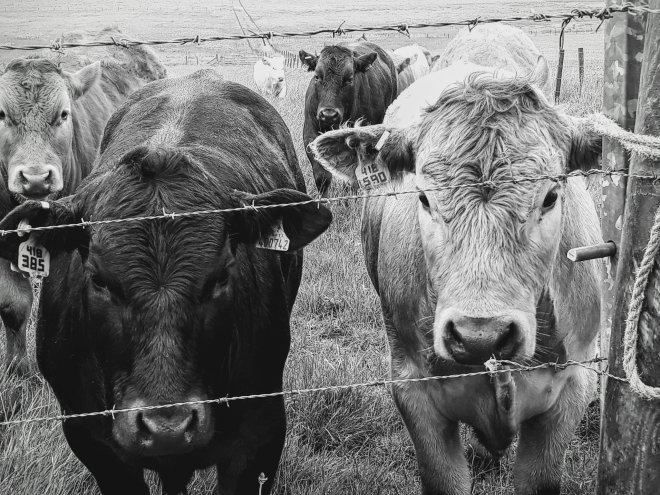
[598,0,647,404]
[596,1,660,493]
[578,47,584,92]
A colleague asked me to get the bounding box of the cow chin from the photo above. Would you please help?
[112,396,215,458]
[432,307,537,367]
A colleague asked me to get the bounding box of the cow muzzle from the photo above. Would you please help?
[317,108,342,127]
[113,398,214,456]
[435,310,529,365]
[8,165,62,200]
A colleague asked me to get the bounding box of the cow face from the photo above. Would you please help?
[261,56,286,97]
[311,75,601,366]
[0,58,101,201]
[0,148,332,457]
[299,46,377,129]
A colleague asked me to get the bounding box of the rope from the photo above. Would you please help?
[589,114,660,160]
[0,4,659,52]
[624,204,660,401]
[0,358,609,427]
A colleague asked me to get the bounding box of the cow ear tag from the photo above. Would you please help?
[355,131,391,190]
[16,219,50,277]
[256,218,290,251]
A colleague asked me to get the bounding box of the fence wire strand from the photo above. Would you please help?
[0,358,614,427]
[0,169,655,237]
[0,3,659,52]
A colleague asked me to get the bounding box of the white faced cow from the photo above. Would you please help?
[433,24,551,95]
[253,54,287,99]
[311,27,602,495]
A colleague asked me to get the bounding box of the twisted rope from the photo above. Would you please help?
[0,358,607,427]
[624,203,660,400]
[0,4,659,52]
[589,114,660,160]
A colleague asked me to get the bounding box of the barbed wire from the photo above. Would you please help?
[0,168,654,237]
[0,3,658,52]
[0,357,616,427]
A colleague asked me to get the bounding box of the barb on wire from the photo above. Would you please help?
[0,358,612,427]
[1,4,659,52]
[0,169,657,237]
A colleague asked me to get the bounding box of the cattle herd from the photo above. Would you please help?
[0,22,604,495]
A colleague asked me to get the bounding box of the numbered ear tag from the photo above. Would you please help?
[256,218,290,251]
[18,236,50,277]
[355,158,391,190]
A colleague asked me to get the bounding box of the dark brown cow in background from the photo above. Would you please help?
[298,42,398,196]
[0,27,166,375]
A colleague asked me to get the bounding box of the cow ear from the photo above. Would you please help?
[354,52,377,72]
[299,50,317,71]
[65,61,102,99]
[396,57,411,74]
[567,116,602,171]
[0,197,89,266]
[310,125,415,188]
[229,189,332,252]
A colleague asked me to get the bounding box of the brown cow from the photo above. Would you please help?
[0,28,166,375]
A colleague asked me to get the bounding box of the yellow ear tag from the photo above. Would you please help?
[256,218,290,251]
[16,219,50,277]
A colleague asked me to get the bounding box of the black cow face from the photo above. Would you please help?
[300,47,377,130]
[0,155,332,459]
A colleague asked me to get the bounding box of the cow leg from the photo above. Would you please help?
[513,369,595,495]
[392,383,471,495]
[0,263,33,376]
[215,400,286,495]
[62,421,149,495]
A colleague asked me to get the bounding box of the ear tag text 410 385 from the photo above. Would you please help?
[256,218,290,251]
[16,219,50,277]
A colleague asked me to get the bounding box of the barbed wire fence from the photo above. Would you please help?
[0,112,659,427]
[0,0,658,449]
[0,3,659,52]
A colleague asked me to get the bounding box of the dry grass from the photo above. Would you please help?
[1,3,607,494]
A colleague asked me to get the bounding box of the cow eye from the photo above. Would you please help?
[315,75,321,82]
[0,110,5,121]
[60,110,69,122]
[344,77,353,86]
[90,273,107,290]
[419,192,430,209]
[542,189,558,210]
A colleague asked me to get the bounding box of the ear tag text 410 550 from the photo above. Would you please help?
[355,131,391,190]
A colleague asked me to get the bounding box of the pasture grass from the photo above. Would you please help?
[0,17,606,495]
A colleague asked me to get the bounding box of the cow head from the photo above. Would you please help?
[299,46,377,129]
[0,58,101,202]
[311,73,601,366]
[0,147,332,456]
[260,55,286,97]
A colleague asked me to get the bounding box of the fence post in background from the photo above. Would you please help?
[596,2,658,493]
[597,0,647,410]
[578,47,584,92]
[554,48,565,103]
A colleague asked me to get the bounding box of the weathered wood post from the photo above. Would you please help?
[598,0,647,400]
[578,47,584,92]
[596,2,660,493]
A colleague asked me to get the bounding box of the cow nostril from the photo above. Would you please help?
[136,412,150,434]
[495,323,518,354]
[446,321,462,345]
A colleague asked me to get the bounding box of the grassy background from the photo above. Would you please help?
[1,1,606,494]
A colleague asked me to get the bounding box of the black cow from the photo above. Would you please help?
[0,70,332,495]
[298,42,398,196]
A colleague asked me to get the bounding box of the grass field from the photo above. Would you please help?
[1,1,607,494]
